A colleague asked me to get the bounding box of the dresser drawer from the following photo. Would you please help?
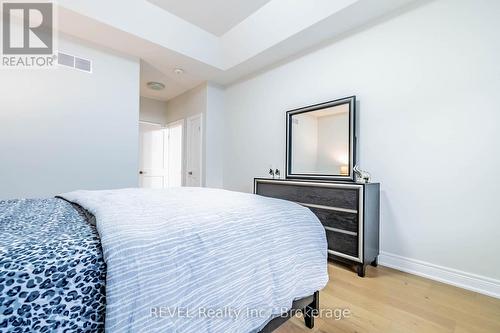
[256,182,358,210]
[308,207,358,233]
[326,230,358,258]
[254,178,380,275]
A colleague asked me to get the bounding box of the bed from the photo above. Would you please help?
[0,187,328,332]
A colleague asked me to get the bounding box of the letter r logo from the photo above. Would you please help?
[2,2,53,55]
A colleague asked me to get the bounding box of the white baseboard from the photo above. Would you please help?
[378,251,500,299]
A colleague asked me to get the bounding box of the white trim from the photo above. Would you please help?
[166,119,184,128]
[379,251,500,299]
[186,114,203,187]
[139,120,163,127]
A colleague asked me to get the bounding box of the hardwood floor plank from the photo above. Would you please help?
[274,263,500,333]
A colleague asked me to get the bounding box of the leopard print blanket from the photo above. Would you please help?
[0,198,105,332]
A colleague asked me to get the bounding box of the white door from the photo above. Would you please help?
[139,122,167,188]
[186,114,202,187]
[165,120,183,187]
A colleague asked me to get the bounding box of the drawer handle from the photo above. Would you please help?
[324,226,358,236]
[297,202,358,214]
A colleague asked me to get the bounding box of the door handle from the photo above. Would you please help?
[188,171,193,175]
[139,171,145,175]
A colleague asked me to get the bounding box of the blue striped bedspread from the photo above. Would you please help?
[60,187,329,333]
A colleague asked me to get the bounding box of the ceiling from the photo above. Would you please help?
[56,0,426,101]
[147,0,271,36]
[140,61,200,101]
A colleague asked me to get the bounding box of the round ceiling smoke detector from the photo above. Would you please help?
[173,68,184,75]
[146,81,165,91]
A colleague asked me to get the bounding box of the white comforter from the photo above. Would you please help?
[60,187,328,333]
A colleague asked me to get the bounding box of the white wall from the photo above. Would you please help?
[223,0,500,287]
[205,83,225,188]
[165,84,207,124]
[140,97,167,124]
[0,34,140,199]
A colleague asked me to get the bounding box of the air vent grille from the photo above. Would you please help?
[75,58,91,72]
[57,52,92,73]
[57,52,74,67]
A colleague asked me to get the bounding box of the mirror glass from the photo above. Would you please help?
[287,97,355,180]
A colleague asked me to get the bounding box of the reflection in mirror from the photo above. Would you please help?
[291,103,349,176]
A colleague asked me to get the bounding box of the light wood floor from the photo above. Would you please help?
[275,263,500,333]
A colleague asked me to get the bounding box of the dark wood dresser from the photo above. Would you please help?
[254,178,380,277]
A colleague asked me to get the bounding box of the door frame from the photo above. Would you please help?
[165,119,184,187]
[186,113,203,187]
[139,120,163,127]
[138,120,166,188]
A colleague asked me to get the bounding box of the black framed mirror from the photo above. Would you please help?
[286,96,356,181]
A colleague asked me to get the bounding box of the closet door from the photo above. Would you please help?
[165,120,183,187]
[138,122,166,188]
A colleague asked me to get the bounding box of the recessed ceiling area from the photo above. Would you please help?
[57,0,425,101]
[146,0,272,36]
